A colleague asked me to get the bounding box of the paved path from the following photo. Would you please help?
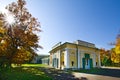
[101,66,120,69]
[73,67,120,80]
[39,67,120,80]
[40,68,80,80]
[73,72,120,80]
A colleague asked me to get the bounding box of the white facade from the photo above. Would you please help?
[49,40,101,70]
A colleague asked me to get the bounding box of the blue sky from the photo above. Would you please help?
[0,0,120,55]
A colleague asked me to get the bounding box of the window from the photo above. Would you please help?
[71,61,74,66]
[96,62,97,66]
[62,61,64,65]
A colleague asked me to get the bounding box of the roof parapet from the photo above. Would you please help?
[73,40,95,48]
[52,42,62,49]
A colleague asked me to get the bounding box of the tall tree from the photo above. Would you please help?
[111,34,120,64]
[100,48,111,66]
[0,0,41,68]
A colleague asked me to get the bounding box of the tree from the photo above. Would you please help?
[100,48,111,66]
[0,0,41,68]
[111,34,120,64]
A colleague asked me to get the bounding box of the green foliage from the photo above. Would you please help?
[102,57,112,66]
[100,49,112,66]
[102,57,108,66]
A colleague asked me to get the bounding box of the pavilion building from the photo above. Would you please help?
[49,40,101,70]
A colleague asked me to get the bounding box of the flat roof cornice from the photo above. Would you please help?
[49,42,99,53]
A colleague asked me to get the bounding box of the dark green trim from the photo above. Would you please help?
[85,54,90,58]
[83,54,93,69]
[90,58,93,68]
[82,58,85,69]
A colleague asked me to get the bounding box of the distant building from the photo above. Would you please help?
[41,56,50,65]
[31,55,49,64]
[49,40,101,70]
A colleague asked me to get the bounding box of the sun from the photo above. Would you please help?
[1,9,15,26]
[4,13,15,25]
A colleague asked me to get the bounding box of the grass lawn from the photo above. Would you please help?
[0,64,52,80]
[21,64,48,67]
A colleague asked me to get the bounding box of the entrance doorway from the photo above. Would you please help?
[85,58,90,69]
[82,53,93,69]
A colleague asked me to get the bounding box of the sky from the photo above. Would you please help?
[0,0,120,55]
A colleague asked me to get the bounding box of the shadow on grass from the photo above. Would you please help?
[72,68,120,78]
[0,66,52,80]
[0,64,89,80]
[39,67,88,80]
[16,64,88,80]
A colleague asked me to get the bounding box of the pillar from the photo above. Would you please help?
[64,48,69,69]
[78,49,80,69]
[93,53,96,67]
[58,50,61,69]
[98,52,101,67]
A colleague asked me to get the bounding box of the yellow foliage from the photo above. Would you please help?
[12,48,31,64]
[115,46,120,54]
[111,36,120,63]
[0,28,5,34]
[0,20,3,27]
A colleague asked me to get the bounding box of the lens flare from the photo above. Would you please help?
[1,9,15,27]
[4,13,15,25]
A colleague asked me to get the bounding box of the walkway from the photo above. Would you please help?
[39,67,120,80]
[39,68,80,80]
[73,72,120,80]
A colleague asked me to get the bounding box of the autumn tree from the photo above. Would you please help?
[0,0,41,68]
[111,34,120,65]
[100,48,111,66]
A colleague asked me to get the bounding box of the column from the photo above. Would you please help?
[64,48,69,69]
[98,52,101,67]
[93,53,96,67]
[52,54,54,67]
[80,51,83,68]
[58,50,61,69]
[50,55,52,67]
[78,49,80,69]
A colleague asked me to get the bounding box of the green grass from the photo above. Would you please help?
[11,63,48,67]
[21,64,48,67]
[0,64,52,80]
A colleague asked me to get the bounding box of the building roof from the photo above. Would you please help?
[49,40,99,53]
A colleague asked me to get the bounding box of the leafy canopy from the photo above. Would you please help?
[0,0,42,66]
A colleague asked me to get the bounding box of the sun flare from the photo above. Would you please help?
[1,9,15,26]
[4,14,15,25]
